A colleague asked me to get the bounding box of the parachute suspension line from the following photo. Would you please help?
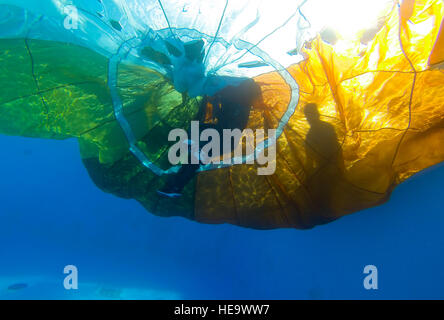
[203,0,229,66]
[298,0,310,29]
[157,0,176,39]
[296,0,311,49]
[75,6,126,43]
[230,6,301,66]
[209,9,261,76]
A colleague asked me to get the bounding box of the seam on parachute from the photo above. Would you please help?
[278,132,312,197]
[264,107,315,196]
[260,89,341,123]
[79,100,153,136]
[266,108,310,180]
[329,48,347,128]
[268,156,306,227]
[340,174,387,195]
[77,115,115,136]
[137,109,194,166]
[353,126,421,133]
[390,5,417,168]
[134,97,199,165]
[339,68,432,84]
[264,174,291,226]
[432,60,444,68]
[314,43,347,131]
[263,110,306,225]
[0,81,98,106]
[24,38,49,117]
[335,132,388,195]
[305,132,387,196]
[156,95,195,128]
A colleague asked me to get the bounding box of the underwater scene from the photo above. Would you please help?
[0,0,443,300]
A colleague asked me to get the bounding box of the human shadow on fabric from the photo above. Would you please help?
[303,103,345,225]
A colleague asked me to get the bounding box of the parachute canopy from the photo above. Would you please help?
[0,0,443,229]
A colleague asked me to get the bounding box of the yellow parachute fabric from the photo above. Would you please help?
[429,16,444,67]
[194,0,444,229]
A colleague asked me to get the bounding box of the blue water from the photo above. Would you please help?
[0,134,443,300]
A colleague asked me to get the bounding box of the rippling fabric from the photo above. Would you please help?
[0,0,443,229]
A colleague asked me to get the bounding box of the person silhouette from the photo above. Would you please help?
[157,79,261,198]
[304,103,345,224]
